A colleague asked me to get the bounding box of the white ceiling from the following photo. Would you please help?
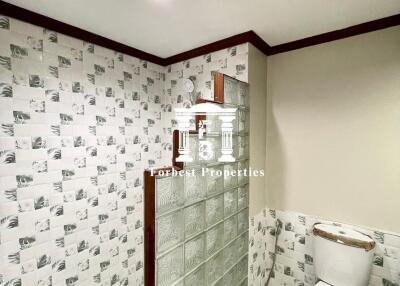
[4,0,400,58]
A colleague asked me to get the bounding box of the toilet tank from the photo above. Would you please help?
[312,223,375,286]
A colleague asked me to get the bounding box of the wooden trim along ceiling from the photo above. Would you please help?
[0,0,165,66]
[1,0,399,66]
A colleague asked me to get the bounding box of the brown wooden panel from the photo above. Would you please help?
[213,72,225,104]
[195,114,207,132]
[144,169,156,286]
[172,130,184,169]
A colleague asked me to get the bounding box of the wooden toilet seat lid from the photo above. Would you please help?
[313,223,376,251]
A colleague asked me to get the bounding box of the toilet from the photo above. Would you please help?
[312,223,376,286]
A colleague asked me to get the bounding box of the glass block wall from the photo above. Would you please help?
[154,75,250,286]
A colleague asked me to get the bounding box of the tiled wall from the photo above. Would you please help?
[249,208,400,286]
[0,15,249,286]
[0,14,170,286]
[249,208,274,285]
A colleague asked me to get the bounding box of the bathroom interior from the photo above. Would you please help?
[0,1,399,286]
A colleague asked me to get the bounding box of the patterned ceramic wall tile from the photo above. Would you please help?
[249,208,400,286]
[249,208,275,286]
[0,15,249,286]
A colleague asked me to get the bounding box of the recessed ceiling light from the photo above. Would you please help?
[151,0,173,5]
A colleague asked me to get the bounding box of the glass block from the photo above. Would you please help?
[184,234,205,272]
[236,255,248,281]
[171,280,184,286]
[231,110,239,134]
[238,278,248,286]
[156,175,184,215]
[185,135,199,167]
[198,136,221,163]
[205,114,221,135]
[238,82,249,107]
[223,266,236,285]
[238,160,249,186]
[223,163,238,189]
[238,109,249,134]
[223,241,237,271]
[157,210,184,253]
[184,264,205,286]
[223,215,237,244]
[224,189,237,218]
[205,250,224,285]
[222,265,236,285]
[156,246,184,286]
[213,278,223,286]
[205,222,224,258]
[235,232,249,258]
[205,164,224,197]
[184,169,205,205]
[237,208,249,234]
[205,194,224,227]
[237,135,249,160]
[223,76,238,105]
[237,185,249,211]
[231,135,239,159]
[184,202,205,238]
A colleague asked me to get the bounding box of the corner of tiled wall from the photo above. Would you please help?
[248,208,275,286]
[0,14,250,286]
[249,207,400,286]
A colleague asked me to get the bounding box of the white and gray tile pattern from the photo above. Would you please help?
[0,15,249,286]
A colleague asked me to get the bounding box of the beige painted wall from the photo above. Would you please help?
[266,27,400,233]
[248,44,268,216]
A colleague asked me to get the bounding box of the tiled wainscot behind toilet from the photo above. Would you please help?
[249,208,400,286]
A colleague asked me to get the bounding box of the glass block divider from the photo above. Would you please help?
[155,241,185,259]
[145,72,250,286]
[154,183,249,256]
[203,238,249,286]
[153,174,249,285]
[155,225,249,285]
[209,254,249,286]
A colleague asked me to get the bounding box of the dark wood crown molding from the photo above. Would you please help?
[164,31,272,65]
[268,13,400,55]
[0,0,166,66]
[1,0,399,66]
